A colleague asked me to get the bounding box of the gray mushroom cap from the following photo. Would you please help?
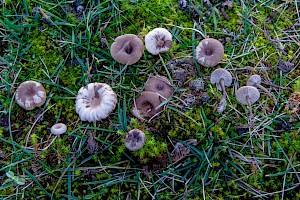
[50,123,67,135]
[236,86,260,105]
[110,34,144,65]
[247,75,262,86]
[195,38,224,67]
[125,129,146,151]
[15,80,46,110]
[210,68,232,91]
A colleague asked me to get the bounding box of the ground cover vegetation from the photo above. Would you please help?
[0,0,299,199]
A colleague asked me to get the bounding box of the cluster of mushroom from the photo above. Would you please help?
[235,75,276,119]
[14,80,68,138]
[193,38,275,119]
[110,28,173,65]
[132,75,174,121]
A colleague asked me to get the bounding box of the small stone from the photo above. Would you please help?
[200,92,210,102]
[32,7,40,16]
[76,5,84,14]
[189,78,204,92]
[178,0,188,10]
[277,59,295,73]
[184,94,196,107]
[223,1,233,9]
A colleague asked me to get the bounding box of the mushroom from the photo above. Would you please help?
[144,75,174,100]
[145,28,172,55]
[15,80,46,110]
[110,34,144,65]
[236,86,260,119]
[75,83,117,122]
[132,91,163,121]
[210,68,232,113]
[195,38,224,67]
[50,123,67,137]
[125,129,146,151]
[247,74,276,102]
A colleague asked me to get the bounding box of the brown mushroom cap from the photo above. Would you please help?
[125,129,146,151]
[144,75,174,99]
[247,75,262,86]
[110,34,144,65]
[236,86,260,105]
[132,91,163,120]
[15,80,46,110]
[195,38,224,67]
[210,68,232,91]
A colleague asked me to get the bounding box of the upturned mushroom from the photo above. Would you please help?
[145,28,172,55]
[195,38,224,67]
[236,86,260,119]
[50,123,67,137]
[247,74,276,103]
[144,75,173,100]
[110,34,144,65]
[210,68,232,113]
[132,91,163,121]
[125,129,146,151]
[75,83,117,122]
[15,80,46,110]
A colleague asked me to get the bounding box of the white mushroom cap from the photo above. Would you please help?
[195,38,224,67]
[51,123,67,135]
[236,86,260,105]
[125,129,146,151]
[75,83,117,122]
[15,80,46,110]
[145,28,172,55]
[210,68,232,91]
[247,74,262,86]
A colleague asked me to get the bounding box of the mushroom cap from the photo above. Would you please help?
[145,28,172,55]
[15,80,46,110]
[132,91,163,120]
[75,83,117,122]
[195,38,224,67]
[50,123,67,135]
[144,75,174,99]
[210,68,232,91]
[247,74,262,86]
[125,129,146,151]
[110,34,144,65]
[236,86,260,105]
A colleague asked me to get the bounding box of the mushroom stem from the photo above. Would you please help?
[254,83,277,103]
[219,78,227,99]
[217,78,228,114]
[246,95,253,119]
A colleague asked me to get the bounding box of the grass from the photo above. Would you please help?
[0,0,300,199]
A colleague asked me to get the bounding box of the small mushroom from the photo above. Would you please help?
[125,129,146,151]
[247,75,276,102]
[144,75,174,100]
[75,83,117,122]
[236,86,260,119]
[210,68,232,113]
[50,123,67,137]
[145,28,172,55]
[132,91,163,121]
[195,38,224,67]
[15,80,46,110]
[110,34,144,65]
